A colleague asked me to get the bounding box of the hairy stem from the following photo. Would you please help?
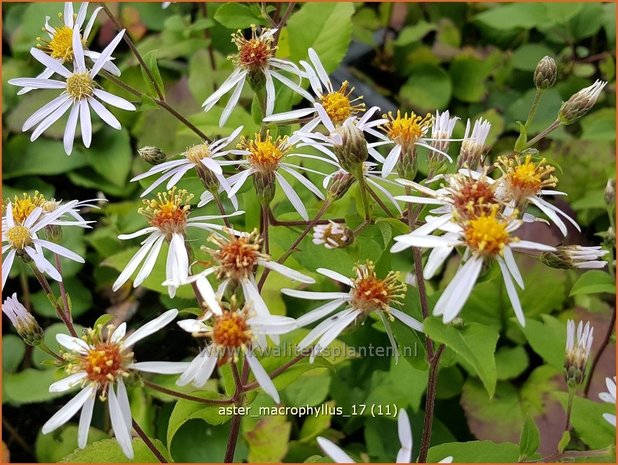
[142,379,234,404]
[224,361,245,463]
[132,419,167,463]
[526,119,561,148]
[418,345,445,463]
[524,88,544,131]
[54,254,73,327]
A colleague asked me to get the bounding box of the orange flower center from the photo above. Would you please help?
[451,177,497,220]
[139,188,193,235]
[82,342,125,384]
[463,211,511,256]
[212,311,252,348]
[350,262,405,313]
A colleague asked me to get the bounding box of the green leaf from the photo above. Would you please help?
[474,3,547,30]
[85,128,133,188]
[36,424,108,463]
[581,108,616,141]
[558,430,570,453]
[32,323,85,366]
[449,56,492,103]
[570,270,616,296]
[427,440,521,462]
[284,368,331,407]
[424,318,499,397]
[514,121,528,152]
[2,335,26,373]
[3,135,88,179]
[555,392,616,449]
[400,65,452,111]
[31,277,93,318]
[287,3,355,73]
[512,44,554,72]
[167,390,232,448]
[519,416,540,459]
[299,401,333,442]
[62,438,170,463]
[140,50,165,99]
[521,315,566,370]
[213,3,266,29]
[245,415,292,462]
[495,346,529,381]
[394,21,436,46]
[3,368,66,405]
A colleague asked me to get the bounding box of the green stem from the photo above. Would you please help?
[526,119,562,148]
[524,88,544,130]
[142,379,234,404]
[355,169,371,220]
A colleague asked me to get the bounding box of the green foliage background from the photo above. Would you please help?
[2,2,616,463]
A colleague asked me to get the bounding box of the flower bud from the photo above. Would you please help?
[138,146,167,165]
[327,169,356,201]
[605,179,615,207]
[558,80,607,125]
[42,199,63,242]
[564,320,593,386]
[396,149,418,180]
[2,293,43,346]
[534,56,557,89]
[541,245,608,270]
[457,118,491,171]
[313,221,353,249]
[332,124,369,172]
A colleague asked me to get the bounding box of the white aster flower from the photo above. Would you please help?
[599,376,616,427]
[203,230,315,317]
[282,261,422,362]
[132,126,247,209]
[264,48,366,133]
[393,208,556,326]
[430,110,459,155]
[371,110,456,178]
[112,188,243,298]
[2,293,43,345]
[42,309,185,459]
[564,319,593,385]
[226,132,325,221]
[176,302,296,403]
[203,25,307,127]
[559,80,608,125]
[9,28,136,155]
[541,245,608,270]
[313,221,352,249]
[495,155,580,236]
[2,201,86,289]
[19,2,120,95]
[317,409,453,463]
[457,117,491,170]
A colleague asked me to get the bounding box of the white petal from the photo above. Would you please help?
[438,257,484,322]
[296,299,346,327]
[219,76,245,127]
[29,48,71,77]
[34,238,84,263]
[281,288,350,300]
[56,334,90,354]
[49,372,87,392]
[30,98,73,141]
[94,89,136,111]
[112,233,161,291]
[89,97,121,130]
[133,234,166,287]
[390,308,423,332]
[2,250,16,290]
[497,259,525,327]
[317,268,353,286]
[503,247,524,288]
[308,48,331,90]
[241,278,271,317]
[108,385,134,459]
[129,361,191,374]
[264,70,276,116]
[248,315,297,335]
[116,378,132,431]
[123,308,178,347]
[90,30,126,77]
[311,309,360,361]
[259,259,315,284]
[72,27,86,72]
[79,99,92,148]
[264,107,316,122]
[203,68,246,111]
[317,437,355,463]
[275,172,309,220]
[22,95,70,131]
[396,409,412,463]
[382,145,402,178]
[509,240,556,252]
[42,385,96,434]
[78,394,95,449]
[246,350,280,403]
[8,78,66,89]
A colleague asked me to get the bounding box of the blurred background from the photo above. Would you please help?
[2,2,616,462]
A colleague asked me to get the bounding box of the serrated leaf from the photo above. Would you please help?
[424,318,499,397]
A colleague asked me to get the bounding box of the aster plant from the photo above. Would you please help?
[2,3,615,464]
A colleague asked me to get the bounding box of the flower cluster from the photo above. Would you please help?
[3,7,614,464]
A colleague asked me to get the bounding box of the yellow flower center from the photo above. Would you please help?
[6,226,33,250]
[185,143,212,165]
[139,188,193,235]
[464,211,511,256]
[320,81,365,126]
[66,72,94,100]
[382,110,433,147]
[350,262,406,313]
[498,155,557,200]
[47,26,74,60]
[241,132,288,172]
[82,342,125,384]
[232,26,275,70]
[6,192,46,224]
[209,230,265,281]
[213,311,252,348]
